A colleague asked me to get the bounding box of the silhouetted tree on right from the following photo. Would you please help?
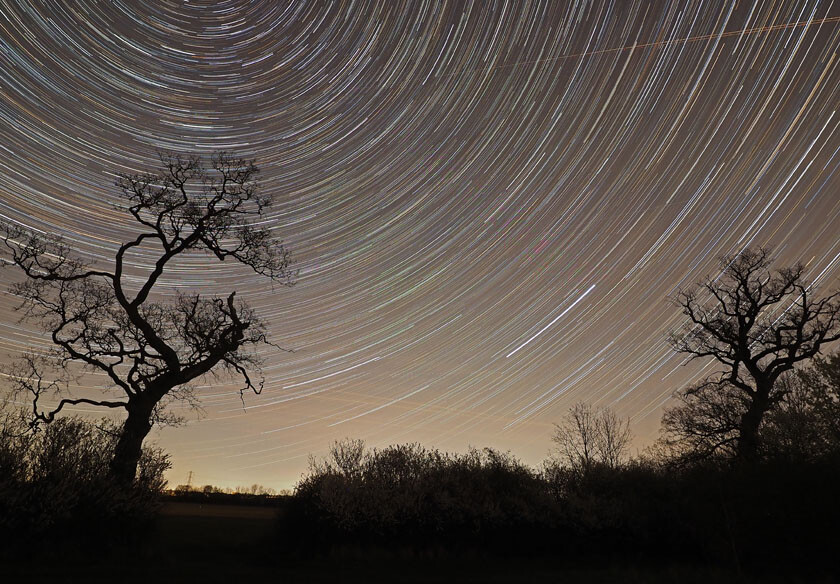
[668,248,840,464]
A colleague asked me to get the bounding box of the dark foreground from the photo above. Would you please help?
[3,502,834,584]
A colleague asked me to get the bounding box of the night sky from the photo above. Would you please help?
[1,1,839,490]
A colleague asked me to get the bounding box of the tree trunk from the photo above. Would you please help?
[109,402,154,484]
[737,391,769,464]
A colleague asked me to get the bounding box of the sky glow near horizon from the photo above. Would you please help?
[1,0,839,489]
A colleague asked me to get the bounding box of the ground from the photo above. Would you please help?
[5,502,833,583]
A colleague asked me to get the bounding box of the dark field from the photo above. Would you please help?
[4,501,834,584]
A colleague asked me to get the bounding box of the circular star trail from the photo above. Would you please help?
[1,1,839,488]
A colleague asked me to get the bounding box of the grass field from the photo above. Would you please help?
[4,502,834,583]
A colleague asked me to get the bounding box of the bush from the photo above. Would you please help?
[288,438,839,571]
[288,440,556,553]
[0,411,170,549]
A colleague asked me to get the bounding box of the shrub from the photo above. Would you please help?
[0,411,170,549]
[289,440,556,553]
[290,438,840,569]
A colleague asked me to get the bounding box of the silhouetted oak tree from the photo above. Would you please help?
[669,248,840,463]
[1,153,294,483]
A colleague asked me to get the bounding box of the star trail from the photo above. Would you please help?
[1,1,839,489]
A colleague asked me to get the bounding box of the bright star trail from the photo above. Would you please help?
[1,1,839,490]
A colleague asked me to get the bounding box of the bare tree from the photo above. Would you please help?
[551,402,632,472]
[660,380,747,464]
[662,352,840,464]
[762,352,840,459]
[670,248,840,463]
[795,351,840,444]
[1,152,295,483]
